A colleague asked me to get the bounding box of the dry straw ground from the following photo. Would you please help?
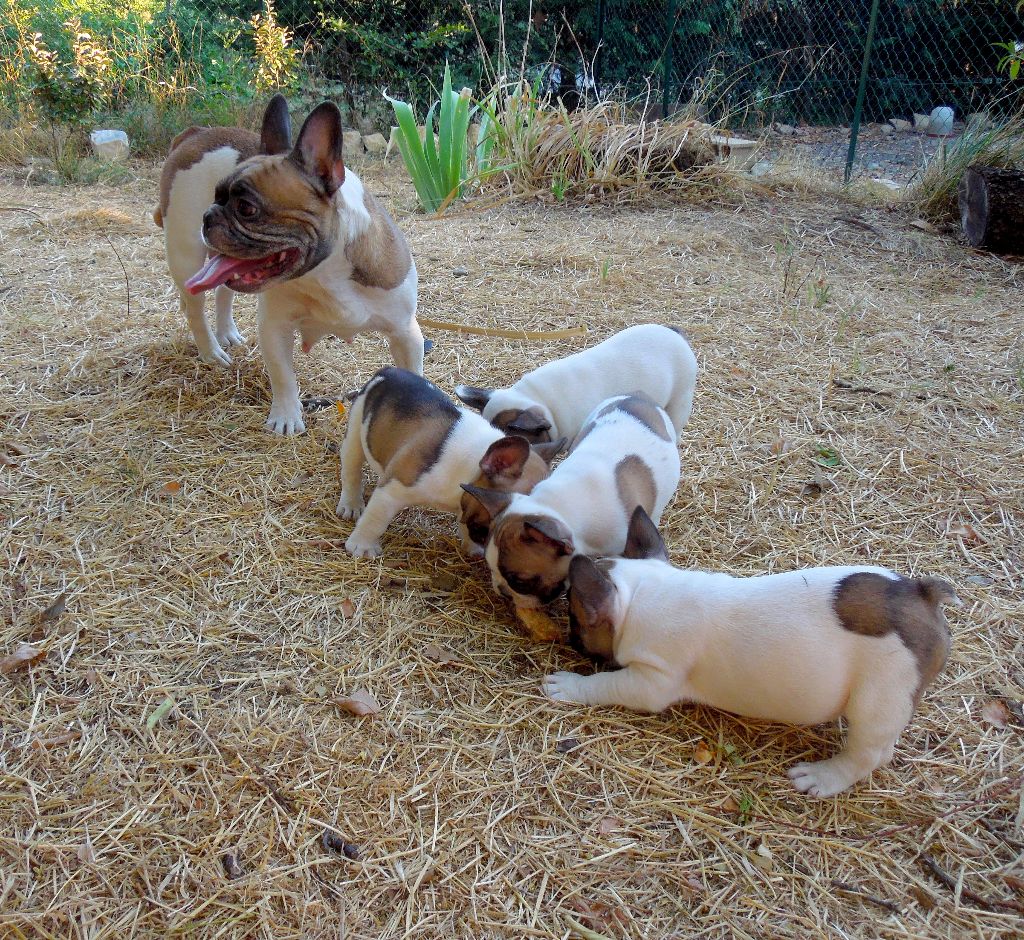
[1,158,1023,940]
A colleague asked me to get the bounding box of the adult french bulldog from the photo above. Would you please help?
[337,367,564,558]
[155,95,422,435]
[454,324,697,443]
[461,392,680,608]
[545,506,958,797]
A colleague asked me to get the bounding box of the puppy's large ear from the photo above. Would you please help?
[480,436,531,483]
[623,506,669,561]
[291,102,345,195]
[568,555,617,658]
[460,483,513,521]
[507,408,552,437]
[454,384,494,411]
[523,516,574,557]
[531,436,567,465]
[260,94,292,154]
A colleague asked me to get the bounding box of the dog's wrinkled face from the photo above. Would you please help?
[486,511,575,608]
[187,97,346,295]
[567,555,620,664]
[458,436,566,555]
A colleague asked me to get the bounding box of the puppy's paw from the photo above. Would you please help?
[787,760,857,798]
[542,671,586,704]
[345,534,382,558]
[217,324,246,348]
[336,494,364,521]
[265,401,306,436]
[198,343,233,367]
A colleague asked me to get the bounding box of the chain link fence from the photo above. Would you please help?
[253,1,1023,174]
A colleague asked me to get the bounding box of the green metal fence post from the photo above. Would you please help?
[662,0,676,117]
[844,0,882,184]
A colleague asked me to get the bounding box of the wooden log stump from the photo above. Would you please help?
[958,165,1024,252]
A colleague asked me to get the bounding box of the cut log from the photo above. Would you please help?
[958,165,1024,252]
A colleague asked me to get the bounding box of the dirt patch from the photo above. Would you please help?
[1,159,1022,938]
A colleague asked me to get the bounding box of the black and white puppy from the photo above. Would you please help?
[455,324,697,443]
[337,368,564,558]
[546,507,958,797]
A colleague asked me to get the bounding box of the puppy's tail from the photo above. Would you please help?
[916,576,962,609]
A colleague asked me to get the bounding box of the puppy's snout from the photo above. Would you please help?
[202,207,216,231]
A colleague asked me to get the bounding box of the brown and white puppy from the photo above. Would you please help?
[157,95,422,435]
[462,392,681,608]
[337,367,564,558]
[455,324,697,443]
[545,507,958,797]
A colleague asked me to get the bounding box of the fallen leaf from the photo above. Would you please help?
[41,592,67,621]
[910,218,939,235]
[769,435,790,456]
[0,642,44,674]
[423,643,457,665]
[597,815,624,835]
[909,885,936,909]
[145,695,176,730]
[339,598,356,618]
[335,400,347,417]
[334,690,380,716]
[222,852,243,879]
[0,454,17,468]
[947,522,983,545]
[751,839,774,871]
[555,737,582,754]
[981,700,1011,729]
[77,837,95,865]
[815,445,841,468]
[679,873,704,893]
[158,481,181,497]
[720,795,740,814]
[569,898,624,933]
[693,741,714,765]
[84,668,99,687]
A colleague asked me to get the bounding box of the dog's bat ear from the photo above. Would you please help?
[260,94,292,155]
[460,484,513,521]
[523,517,574,557]
[454,384,494,411]
[623,506,669,561]
[480,436,531,482]
[531,436,567,465]
[292,102,345,195]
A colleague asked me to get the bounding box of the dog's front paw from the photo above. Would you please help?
[336,493,364,521]
[265,400,306,436]
[345,533,382,558]
[217,324,246,348]
[542,672,586,704]
[787,759,857,798]
[198,342,233,367]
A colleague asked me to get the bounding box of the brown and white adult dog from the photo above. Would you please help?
[155,95,422,435]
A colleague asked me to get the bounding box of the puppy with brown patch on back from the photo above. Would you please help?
[337,367,564,558]
[455,324,697,443]
[158,94,422,435]
[545,507,959,798]
[461,392,681,609]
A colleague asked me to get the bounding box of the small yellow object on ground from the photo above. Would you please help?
[515,607,562,643]
[335,400,346,417]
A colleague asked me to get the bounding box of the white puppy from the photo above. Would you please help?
[156,95,422,435]
[461,393,681,608]
[455,324,697,442]
[544,507,958,797]
[337,368,564,558]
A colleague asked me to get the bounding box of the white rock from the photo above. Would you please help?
[889,118,912,132]
[774,122,796,136]
[363,132,387,155]
[871,177,902,192]
[90,129,129,162]
[866,162,882,172]
[749,160,773,178]
[710,134,759,172]
[967,112,993,129]
[341,130,362,158]
[879,123,895,136]
[913,113,931,133]
[929,106,954,136]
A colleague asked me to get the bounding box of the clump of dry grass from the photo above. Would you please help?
[905,107,1024,223]
[1,162,1023,938]
[480,89,718,204]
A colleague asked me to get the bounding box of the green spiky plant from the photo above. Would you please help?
[385,63,477,213]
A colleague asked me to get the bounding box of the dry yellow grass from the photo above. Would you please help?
[1,158,1023,939]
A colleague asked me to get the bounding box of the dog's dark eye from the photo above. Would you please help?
[235,198,258,219]
[468,522,489,545]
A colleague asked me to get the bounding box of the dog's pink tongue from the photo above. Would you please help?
[184,254,261,294]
